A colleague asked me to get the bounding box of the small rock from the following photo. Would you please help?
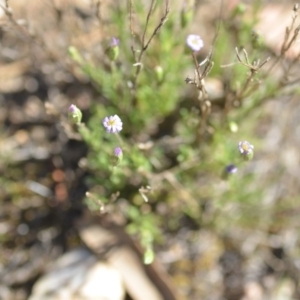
[29,247,125,300]
[79,262,125,300]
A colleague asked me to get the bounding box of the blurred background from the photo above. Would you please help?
[1,0,300,299]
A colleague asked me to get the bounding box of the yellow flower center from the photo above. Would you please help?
[108,119,116,126]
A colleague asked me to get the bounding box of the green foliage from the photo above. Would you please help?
[66,0,300,263]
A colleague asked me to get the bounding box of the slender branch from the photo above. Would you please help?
[234,47,270,105]
[132,0,170,86]
[142,0,169,52]
[284,26,300,53]
[265,5,300,76]
[141,0,156,49]
[192,52,202,85]
[128,0,137,62]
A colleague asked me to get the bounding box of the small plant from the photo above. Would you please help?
[2,1,300,299]
[62,1,300,266]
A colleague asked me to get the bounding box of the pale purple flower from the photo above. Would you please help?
[186,34,204,52]
[102,115,123,133]
[110,37,120,48]
[114,146,123,158]
[238,141,254,161]
[238,141,254,155]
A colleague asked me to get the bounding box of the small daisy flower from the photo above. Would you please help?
[102,115,123,133]
[238,141,254,160]
[186,34,204,52]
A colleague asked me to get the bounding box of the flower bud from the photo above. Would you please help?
[294,3,299,12]
[68,46,84,65]
[144,246,155,265]
[154,66,164,83]
[229,121,239,133]
[111,147,123,166]
[106,37,120,61]
[231,3,246,18]
[68,104,82,125]
[251,30,263,49]
[180,1,194,28]
[222,164,238,179]
[226,164,238,174]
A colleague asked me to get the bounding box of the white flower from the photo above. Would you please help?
[186,34,204,52]
[102,115,123,133]
[238,141,254,155]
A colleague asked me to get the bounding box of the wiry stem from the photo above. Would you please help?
[265,4,300,76]
[129,0,170,88]
[234,47,270,105]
